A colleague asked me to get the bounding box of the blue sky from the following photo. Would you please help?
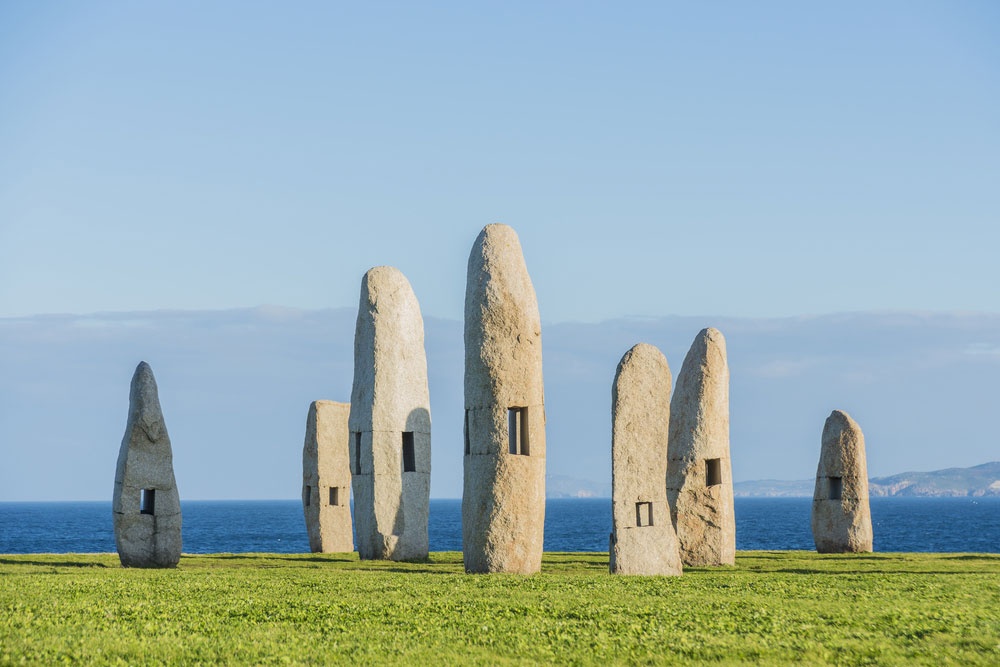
[2,2,998,322]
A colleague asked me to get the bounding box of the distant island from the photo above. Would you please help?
[733,462,1000,498]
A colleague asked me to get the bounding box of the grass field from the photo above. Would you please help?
[1,551,997,665]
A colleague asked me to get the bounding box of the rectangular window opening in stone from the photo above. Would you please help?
[329,487,339,506]
[635,501,653,527]
[402,432,416,472]
[354,432,362,475]
[304,486,311,507]
[140,488,155,515]
[508,407,530,455]
[464,410,470,455]
[706,458,722,486]
[829,476,843,500]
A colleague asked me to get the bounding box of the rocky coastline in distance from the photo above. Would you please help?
[547,462,1000,499]
[733,462,1000,498]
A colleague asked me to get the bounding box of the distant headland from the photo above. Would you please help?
[732,462,1000,498]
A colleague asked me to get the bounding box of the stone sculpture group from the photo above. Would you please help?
[112,223,873,571]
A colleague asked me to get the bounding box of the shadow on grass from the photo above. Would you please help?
[193,554,357,564]
[0,558,109,568]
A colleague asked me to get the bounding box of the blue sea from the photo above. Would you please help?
[0,498,997,555]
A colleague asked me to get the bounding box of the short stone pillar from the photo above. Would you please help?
[610,344,683,576]
[812,410,873,553]
[112,361,182,568]
[667,328,736,566]
[302,400,354,553]
[349,266,431,561]
[463,224,546,574]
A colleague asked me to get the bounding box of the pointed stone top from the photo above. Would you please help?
[128,361,165,444]
[819,409,866,477]
[616,343,669,382]
[825,409,858,431]
[691,326,725,353]
[362,265,408,291]
[468,224,529,277]
[357,265,423,328]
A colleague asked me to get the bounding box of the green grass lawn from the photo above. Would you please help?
[1,551,997,665]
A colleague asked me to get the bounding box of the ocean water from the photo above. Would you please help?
[0,497,997,555]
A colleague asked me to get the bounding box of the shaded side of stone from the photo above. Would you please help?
[610,343,683,576]
[666,328,736,567]
[463,224,546,574]
[112,361,182,568]
[811,410,873,553]
[349,266,431,561]
[302,400,354,553]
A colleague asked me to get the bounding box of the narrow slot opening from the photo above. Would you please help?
[464,410,470,455]
[329,487,339,506]
[354,432,362,475]
[829,476,843,501]
[402,432,416,472]
[508,407,529,455]
[140,488,155,515]
[706,458,722,486]
[635,501,653,527]
[303,486,311,507]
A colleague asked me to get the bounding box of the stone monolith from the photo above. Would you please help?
[667,327,735,567]
[302,400,354,553]
[112,361,182,568]
[610,344,683,576]
[349,266,431,561]
[463,224,546,574]
[811,410,873,553]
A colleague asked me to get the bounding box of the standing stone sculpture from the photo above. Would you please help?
[302,400,354,553]
[811,410,873,553]
[610,344,683,576]
[463,223,546,574]
[112,361,182,568]
[349,266,431,561]
[667,328,736,567]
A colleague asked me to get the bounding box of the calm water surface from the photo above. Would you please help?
[0,497,996,554]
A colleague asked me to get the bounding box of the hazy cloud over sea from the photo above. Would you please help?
[2,308,998,501]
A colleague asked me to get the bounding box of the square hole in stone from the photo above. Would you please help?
[329,487,339,506]
[635,501,653,527]
[829,476,843,500]
[140,488,155,515]
[706,458,722,486]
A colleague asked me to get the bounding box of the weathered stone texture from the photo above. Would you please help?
[812,410,873,553]
[666,328,735,567]
[463,224,546,574]
[349,266,431,561]
[112,362,182,568]
[610,344,683,576]
[302,400,354,553]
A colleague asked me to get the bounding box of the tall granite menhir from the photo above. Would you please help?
[812,410,873,553]
[667,328,736,567]
[349,266,431,561]
[112,361,182,568]
[302,400,354,553]
[610,344,683,576]
[463,224,546,574]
